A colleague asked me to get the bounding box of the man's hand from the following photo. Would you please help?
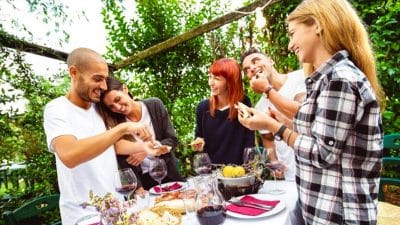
[126,151,146,166]
[250,74,270,94]
[124,122,153,141]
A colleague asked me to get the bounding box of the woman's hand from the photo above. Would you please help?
[190,137,205,152]
[238,107,275,131]
[126,151,146,166]
[269,107,293,128]
[152,141,171,155]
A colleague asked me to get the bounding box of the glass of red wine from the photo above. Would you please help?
[149,157,168,193]
[243,147,264,177]
[193,152,212,175]
[263,148,287,195]
[114,168,137,201]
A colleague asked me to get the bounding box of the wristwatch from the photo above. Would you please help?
[264,85,273,99]
[274,124,287,141]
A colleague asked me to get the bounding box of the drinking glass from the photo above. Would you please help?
[149,157,168,193]
[193,153,212,175]
[263,148,286,195]
[182,189,198,224]
[114,168,137,200]
[243,147,264,177]
[243,147,263,164]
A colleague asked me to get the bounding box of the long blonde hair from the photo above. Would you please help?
[286,0,385,109]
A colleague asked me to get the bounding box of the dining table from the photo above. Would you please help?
[76,179,298,225]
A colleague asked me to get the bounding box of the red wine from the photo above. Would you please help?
[115,184,136,196]
[195,166,212,175]
[150,171,167,181]
[196,205,226,225]
[266,162,284,171]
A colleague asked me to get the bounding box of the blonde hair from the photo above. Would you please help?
[286,0,385,109]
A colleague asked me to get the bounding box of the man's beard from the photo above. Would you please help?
[76,86,100,103]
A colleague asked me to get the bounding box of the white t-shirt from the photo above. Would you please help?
[43,96,121,225]
[136,102,156,173]
[254,70,305,181]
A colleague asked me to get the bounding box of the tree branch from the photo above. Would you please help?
[0,0,280,72]
[113,0,280,70]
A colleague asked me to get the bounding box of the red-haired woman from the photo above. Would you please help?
[192,58,255,165]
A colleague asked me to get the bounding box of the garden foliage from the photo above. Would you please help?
[0,0,399,223]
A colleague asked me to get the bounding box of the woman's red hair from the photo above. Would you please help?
[209,58,244,120]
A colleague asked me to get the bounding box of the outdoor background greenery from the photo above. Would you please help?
[1,0,399,223]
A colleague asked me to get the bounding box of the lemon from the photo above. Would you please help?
[222,165,235,178]
[233,166,246,177]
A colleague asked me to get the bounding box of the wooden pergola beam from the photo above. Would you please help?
[0,30,68,62]
[113,0,280,70]
[0,0,280,71]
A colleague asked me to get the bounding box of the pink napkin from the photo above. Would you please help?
[153,182,182,193]
[226,195,280,216]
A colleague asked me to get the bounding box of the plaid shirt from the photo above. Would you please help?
[293,50,383,225]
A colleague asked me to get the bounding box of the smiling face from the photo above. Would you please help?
[208,73,228,98]
[242,53,274,80]
[288,21,320,65]
[102,89,132,116]
[73,61,108,103]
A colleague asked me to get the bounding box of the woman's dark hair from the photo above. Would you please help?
[96,76,135,141]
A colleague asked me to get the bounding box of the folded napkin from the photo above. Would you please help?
[226,195,280,216]
[154,182,182,193]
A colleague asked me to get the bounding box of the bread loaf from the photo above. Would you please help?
[154,199,186,214]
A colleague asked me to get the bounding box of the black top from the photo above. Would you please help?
[195,96,255,165]
[117,97,184,189]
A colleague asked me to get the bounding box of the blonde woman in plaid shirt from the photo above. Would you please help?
[238,0,385,224]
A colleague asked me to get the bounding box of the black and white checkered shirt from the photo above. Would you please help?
[293,50,383,225]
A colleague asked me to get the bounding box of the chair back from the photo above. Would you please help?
[3,194,60,225]
[384,133,400,151]
[379,133,400,202]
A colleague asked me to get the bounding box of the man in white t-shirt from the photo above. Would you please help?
[43,48,153,225]
[241,50,305,181]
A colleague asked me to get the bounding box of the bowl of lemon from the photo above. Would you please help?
[217,165,256,187]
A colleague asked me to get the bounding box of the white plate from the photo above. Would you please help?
[226,194,286,219]
[149,181,186,195]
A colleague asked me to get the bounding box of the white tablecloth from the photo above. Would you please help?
[77,180,298,225]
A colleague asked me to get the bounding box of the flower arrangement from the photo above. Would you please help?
[83,191,138,225]
[82,191,183,225]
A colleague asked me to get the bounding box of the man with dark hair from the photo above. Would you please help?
[241,50,305,181]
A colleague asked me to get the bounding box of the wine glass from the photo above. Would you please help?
[149,157,168,193]
[263,148,286,195]
[243,147,263,164]
[193,152,212,175]
[243,147,264,177]
[114,168,137,200]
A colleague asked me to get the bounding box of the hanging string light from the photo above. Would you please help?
[255,7,267,29]
[232,0,272,29]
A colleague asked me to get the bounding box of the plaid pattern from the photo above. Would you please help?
[293,50,383,225]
